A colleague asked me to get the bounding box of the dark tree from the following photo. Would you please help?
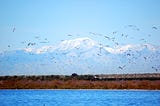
[71,73,78,77]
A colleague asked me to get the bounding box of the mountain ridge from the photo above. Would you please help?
[0,37,160,75]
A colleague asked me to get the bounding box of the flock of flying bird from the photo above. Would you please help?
[87,25,160,71]
[9,27,49,48]
[5,25,160,73]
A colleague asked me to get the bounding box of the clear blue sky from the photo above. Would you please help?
[0,0,160,51]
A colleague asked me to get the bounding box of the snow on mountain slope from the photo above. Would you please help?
[23,37,98,54]
[56,37,97,50]
[23,37,159,54]
[0,37,160,75]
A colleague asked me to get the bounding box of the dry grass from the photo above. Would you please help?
[0,79,160,89]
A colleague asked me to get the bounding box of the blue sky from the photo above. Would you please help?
[0,0,160,51]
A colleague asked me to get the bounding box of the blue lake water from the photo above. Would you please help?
[0,90,159,106]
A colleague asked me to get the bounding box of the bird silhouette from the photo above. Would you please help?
[104,36,110,40]
[67,34,72,36]
[152,26,158,30]
[27,42,36,46]
[127,53,131,56]
[115,42,119,45]
[118,65,126,70]
[35,36,40,39]
[39,41,49,43]
[12,27,16,32]
[144,57,147,61]
[113,31,117,34]
[152,66,158,72]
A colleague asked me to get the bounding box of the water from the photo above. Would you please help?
[0,90,159,106]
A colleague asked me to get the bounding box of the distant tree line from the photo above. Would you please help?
[0,73,160,81]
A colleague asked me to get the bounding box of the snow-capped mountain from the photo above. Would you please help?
[0,37,160,75]
[23,37,98,54]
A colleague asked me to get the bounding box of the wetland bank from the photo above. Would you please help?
[0,73,160,89]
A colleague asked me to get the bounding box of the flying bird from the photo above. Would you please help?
[111,37,115,40]
[104,36,110,40]
[12,27,16,32]
[67,34,72,36]
[39,41,49,43]
[115,42,119,45]
[128,25,134,27]
[144,57,147,61]
[118,65,126,70]
[113,31,117,34]
[152,66,158,72]
[97,53,101,56]
[136,28,140,31]
[21,41,26,44]
[35,36,40,39]
[127,53,131,56]
[125,35,128,38]
[99,46,103,53]
[152,27,158,30]
[126,25,140,31]
[105,45,110,47]
[27,42,36,46]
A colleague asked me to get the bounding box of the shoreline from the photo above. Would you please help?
[0,89,160,91]
[1,80,159,89]
[1,73,159,90]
